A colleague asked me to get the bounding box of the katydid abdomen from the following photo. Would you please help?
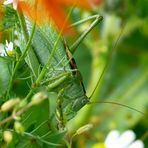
[48,70,89,120]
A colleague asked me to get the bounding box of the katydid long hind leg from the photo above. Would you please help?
[69,15,103,54]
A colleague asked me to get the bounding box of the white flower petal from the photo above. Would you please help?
[3,0,17,10]
[0,44,5,56]
[6,40,9,46]
[105,130,120,148]
[14,40,19,46]
[116,130,136,148]
[5,40,14,52]
[3,0,13,5]
[12,0,18,10]
[9,42,14,51]
[0,44,4,49]
[128,140,144,148]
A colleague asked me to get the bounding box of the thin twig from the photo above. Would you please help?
[0,103,31,126]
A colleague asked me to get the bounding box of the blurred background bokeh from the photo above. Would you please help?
[66,0,148,147]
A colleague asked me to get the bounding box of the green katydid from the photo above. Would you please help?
[27,15,103,128]
[18,14,144,130]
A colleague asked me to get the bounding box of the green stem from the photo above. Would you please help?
[36,32,61,84]
[64,139,71,148]
[17,12,40,78]
[17,12,29,42]
[24,29,63,101]
[24,89,34,101]
[5,13,36,100]
[35,7,74,83]
[23,131,61,146]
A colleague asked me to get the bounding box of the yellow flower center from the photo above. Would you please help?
[92,143,106,148]
[7,50,15,56]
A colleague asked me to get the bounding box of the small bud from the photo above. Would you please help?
[3,131,13,144]
[14,121,24,134]
[76,124,93,135]
[31,92,47,105]
[1,98,20,112]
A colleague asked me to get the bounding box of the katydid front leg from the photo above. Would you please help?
[47,73,69,91]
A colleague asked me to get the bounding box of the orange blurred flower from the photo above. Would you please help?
[15,0,102,30]
[1,0,102,31]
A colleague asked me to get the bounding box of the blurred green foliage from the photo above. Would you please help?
[67,0,148,147]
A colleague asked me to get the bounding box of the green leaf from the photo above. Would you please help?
[0,57,12,99]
